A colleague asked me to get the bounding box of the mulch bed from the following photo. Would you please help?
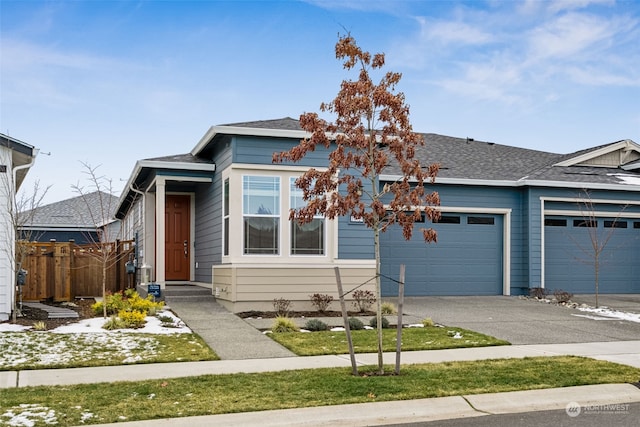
[8,299,96,330]
[237,310,376,319]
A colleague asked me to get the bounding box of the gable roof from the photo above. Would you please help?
[553,139,640,168]
[20,191,119,229]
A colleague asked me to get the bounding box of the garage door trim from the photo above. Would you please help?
[540,196,640,289]
[403,205,512,295]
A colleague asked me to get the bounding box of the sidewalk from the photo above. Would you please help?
[3,340,639,388]
[2,343,639,426]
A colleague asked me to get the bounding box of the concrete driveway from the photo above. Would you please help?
[396,295,640,345]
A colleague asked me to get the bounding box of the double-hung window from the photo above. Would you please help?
[290,177,324,255]
[243,176,280,254]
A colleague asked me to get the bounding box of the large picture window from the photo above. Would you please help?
[243,176,280,254]
[290,177,324,255]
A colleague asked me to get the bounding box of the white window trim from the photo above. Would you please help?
[223,165,334,264]
[242,174,281,256]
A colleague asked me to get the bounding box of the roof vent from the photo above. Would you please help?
[466,137,474,143]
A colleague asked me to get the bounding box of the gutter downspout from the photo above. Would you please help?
[11,148,38,323]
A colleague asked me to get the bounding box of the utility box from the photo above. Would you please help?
[140,263,153,285]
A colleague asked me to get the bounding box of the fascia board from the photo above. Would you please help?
[378,175,518,187]
[1,134,34,158]
[117,160,215,212]
[379,174,640,191]
[117,160,144,212]
[520,178,640,191]
[190,125,316,156]
[20,226,98,231]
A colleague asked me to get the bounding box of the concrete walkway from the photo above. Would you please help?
[163,286,295,359]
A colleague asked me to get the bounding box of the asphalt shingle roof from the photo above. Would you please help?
[20,191,119,227]
[144,153,214,164]
[217,118,639,187]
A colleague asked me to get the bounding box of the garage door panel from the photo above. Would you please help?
[545,216,639,294]
[381,214,503,296]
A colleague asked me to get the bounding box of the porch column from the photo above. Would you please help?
[155,179,166,286]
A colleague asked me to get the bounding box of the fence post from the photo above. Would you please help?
[53,243,71,301]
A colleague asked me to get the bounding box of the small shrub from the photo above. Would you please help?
[421,317,434,327]
[309,293,334,312]
[352,290,376,313]
[32,321,47,331]
[92,291,126,316]
[118,310,147,329]
[381,302,396,315]
[93,290,163,317]
[304,319,329,331]
[156,314,174,323]
[369,316,390,329]
[553,289,573,304]
[102,315,126,330]
[272,316,299,333]
[529,287,548,299]
[348,317,364,330]
[272,298,292,317]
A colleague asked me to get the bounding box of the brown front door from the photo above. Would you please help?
[165,194,190,281]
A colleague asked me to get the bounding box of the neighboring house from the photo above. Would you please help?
[116,118,640,312]
[19,191,121,244]
[0,133,38,321]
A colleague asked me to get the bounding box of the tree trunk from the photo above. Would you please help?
[374,222,384,375]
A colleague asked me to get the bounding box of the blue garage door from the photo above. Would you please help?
[545,217,640,294]
[380,213,503,296]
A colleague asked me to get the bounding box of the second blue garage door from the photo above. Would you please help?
[380,213,503,296]
[544,216,640,294]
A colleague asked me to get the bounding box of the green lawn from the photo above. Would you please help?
[269,326,509,355]
[0,332,218,371]
[1,357,638,427]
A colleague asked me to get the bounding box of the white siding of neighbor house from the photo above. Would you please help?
[0,145,15,321]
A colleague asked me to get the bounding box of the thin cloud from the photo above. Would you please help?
[546,0,615,14]
[416,17,495,45]
[527,12,630,61]
[395,2,639,106]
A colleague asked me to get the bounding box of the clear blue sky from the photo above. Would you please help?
[2,0,639,205]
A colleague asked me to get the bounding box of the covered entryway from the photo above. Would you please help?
[165,194,191,281]
[381,213,505,296]
[544,216,640,294]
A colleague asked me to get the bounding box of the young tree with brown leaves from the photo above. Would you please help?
[274,35,440,374]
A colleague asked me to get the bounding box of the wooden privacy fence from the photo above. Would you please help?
[19,240,135,301]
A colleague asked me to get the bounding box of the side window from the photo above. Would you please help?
[243,176,280,255]
[223,178,230,256]
[290,177,324,255]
